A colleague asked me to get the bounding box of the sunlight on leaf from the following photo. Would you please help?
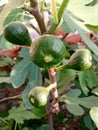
[85,0,98,6]
[90,107,98,128]
[92,88,98,96]
[0,0,24,34]
[0,0,8,6]
[67,0,98,25]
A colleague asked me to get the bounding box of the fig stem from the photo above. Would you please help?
[52,0,58,24]
[46,0,70,34]
[55,63,68,71]
[47,82,57,92]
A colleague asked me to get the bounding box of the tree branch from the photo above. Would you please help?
[0,94,21,103]
[46,68,60,130]
[30,0,47,34]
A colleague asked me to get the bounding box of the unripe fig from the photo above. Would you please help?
[56,48,92,71]
[28,83,56,107]
[3,21,32,46]
[68,48,92,71]
[30,35,66,68]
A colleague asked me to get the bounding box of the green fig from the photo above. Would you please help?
[28,82,56,107]
[3,21,32,46]
[30,35,66,68]
[56,48,92,71]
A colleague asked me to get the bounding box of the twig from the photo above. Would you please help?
[59,82,75,97]
[14,122,17,130]
[0,117,9,125]
[46,102,54,130]
[30,0,46,34]
[61,33,69,40]
[30,23,40,34]
[44,2,51,15]
[0,94,21,103]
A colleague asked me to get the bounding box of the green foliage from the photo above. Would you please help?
[0,0,24,33]
[3,8,33,26]
[90,107,98,128]
[11,48,41,88]
[6,103,40,124]
[36,124,51,130]
[11,48,42,108]
[60,89,98,115]
[84,115,96,130]
[85,24,98,31]
[63,12,98,56]
[57,69,77,93]
[92,88,98,96]
[0,34,13,49]
[78,71,89,95]
[31,107,46,118]
[1,0,98,129]
[78,68,98,95]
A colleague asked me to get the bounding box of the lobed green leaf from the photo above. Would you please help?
[78,68,98,95]
[7,103,40,124]
[60,92,98,115]
[11,48,42,108]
